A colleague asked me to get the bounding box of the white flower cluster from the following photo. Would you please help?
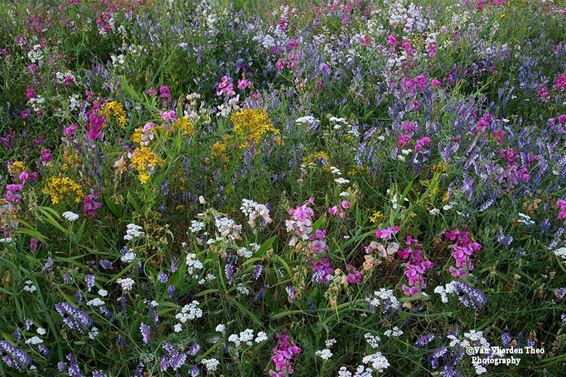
[315,338,337,360]
[362,352,390,373]
[366,288,400,311]
[214,217,242,241]
[62,211,79,222]
[186,253,204,275]
[433,281,458,303]
[364,333,380,349]
[227,329,268,348]
[384,327,403,337]
[23,280,37,293]
[237,243,260,259]
[120,250,136,263]
[86,298,105,307]
[517,213,535,226]
[124,224,143,240]
[25,336,43,346]
[201,358,220,372]
[174,300,203,331]
[447,330,494,375]
[189,220,205,233]
[554,247,566,264]
[240,199,272,229]
[116,278,135,292]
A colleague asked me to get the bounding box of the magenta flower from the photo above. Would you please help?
[375,226,399,240]
[557,200,566,220]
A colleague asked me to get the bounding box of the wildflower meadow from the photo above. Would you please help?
[1,0,565,376]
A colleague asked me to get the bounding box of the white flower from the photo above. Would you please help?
[88,326,99,340]
[384,327,403,337]
[24,280,36,293]
[215,324,226,334]
[325,338,337,348]
[120,251,136,263]
[124,223,143,240]
[201,358,220,372]
[315,348,333,360]
[190,220,205,233]
[25,336,43,345]
[116,278,135,292]
[87,298,105,307]
[229,329,255,347]
[98,289,108,297]
[174,324,182,333]
[364,333,380,349]
[255,331,268,343]
[62,211,79,221]
[362,351,390,373]
[36,327,46,336]
[175,300,203,324]
[335,177,350,185]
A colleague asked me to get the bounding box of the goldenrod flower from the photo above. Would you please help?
[130,146,164,184]
[174,116,194,136]
[8,161,26,176]
[230,109,278,146]
[102,101,127,127]
[41,176,85,205]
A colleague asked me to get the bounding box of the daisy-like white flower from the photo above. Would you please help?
[62,211,79,221]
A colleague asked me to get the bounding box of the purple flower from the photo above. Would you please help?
[85,274,95,292]
[140,323,151,346]
[0,340,32,371]
[54,302,92,333]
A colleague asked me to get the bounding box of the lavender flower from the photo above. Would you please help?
[0,340,32,371]
[140,323,151,346]
[54,302,93,333]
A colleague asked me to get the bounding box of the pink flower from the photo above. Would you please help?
[237,79,252,90]
[276,59,285,71]
[554,73,566,91]
[415,136,431,152]
[160,110,177,122]
[216,76,235,96]
[328,206,339,216]
[398,133,412,147]
[341,200,351,209]
[557,199,566,219]
[386,34,397,49]
[375,226,399,240]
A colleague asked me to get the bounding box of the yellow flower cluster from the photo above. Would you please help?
[41,176,85,205]
[8,161,26,176]
[369,210,383,223]
[130,146,164,184]
[210,134,234,160]
[230,109,278,146]
[131,128,143,144]
[174,116,194,136]
[101,101,127,127]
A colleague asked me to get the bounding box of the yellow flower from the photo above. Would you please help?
[174,116,194,136]
[230,109,278,146]
[8,161,26,176]
[101,101,127,127]
[369,211,383,223]
[130,146,164,184]
[41,176,85,205]
[131,128,143,144]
